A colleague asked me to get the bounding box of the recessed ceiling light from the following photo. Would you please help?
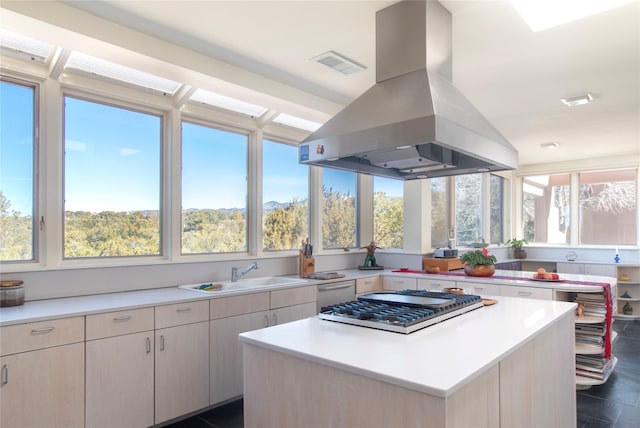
[560,93,593,107]
[511,0,634,32]
[312,51,366,75]
[541,142,559,149]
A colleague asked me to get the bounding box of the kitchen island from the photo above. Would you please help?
[240,296,577,428]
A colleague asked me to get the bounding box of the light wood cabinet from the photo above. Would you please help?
[0,317,84,428]
[416,277,455,291]
[500,285,553,301]
[85,308,154,428]
[356,276,381,295]
[382,276,416,291]
[154,301,210,424]
[616,266,640,320]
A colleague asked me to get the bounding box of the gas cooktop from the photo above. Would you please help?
[318,289,484,334]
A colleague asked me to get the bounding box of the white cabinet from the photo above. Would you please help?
[416,277,455,291]
[209,286,316,407]
[210,292,269,405]
[269,285,317,326]
[557,263,616,277]
[356,276,381,295]
[500,286,553,301]
[382,276,416,291]
[154,301,210,424]
[616,266,640,320]
[85,308,154,428]
[460,281,501,296]
[0,317,85,428]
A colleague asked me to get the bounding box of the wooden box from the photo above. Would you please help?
[299,251,315,277]
[422,257,464,272]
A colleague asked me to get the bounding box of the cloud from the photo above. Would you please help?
[120,148,142,157]
[65,140,87,152]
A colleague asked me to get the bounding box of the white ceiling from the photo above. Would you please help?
[3,0,640,167]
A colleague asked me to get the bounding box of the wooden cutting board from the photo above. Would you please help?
[303,272,346,280]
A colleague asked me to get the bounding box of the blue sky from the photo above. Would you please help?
[1,83,403,216]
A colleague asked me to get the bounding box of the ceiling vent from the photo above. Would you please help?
[312,51,366,75]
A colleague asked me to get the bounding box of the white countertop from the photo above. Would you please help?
[239,296,577,398]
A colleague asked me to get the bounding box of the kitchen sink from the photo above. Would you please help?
[179,276,307,294]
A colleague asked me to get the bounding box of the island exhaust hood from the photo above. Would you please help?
[299,0,518,180]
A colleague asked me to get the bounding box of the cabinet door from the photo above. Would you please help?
[585,264,616,277]
[461,281,501,296]
[0,343,84,428]
[210,311,268,405]
[270,302,317,326]
[155,321,210,424]
[86,332,154,428]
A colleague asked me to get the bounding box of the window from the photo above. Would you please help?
[489,174,505,244]
[431,177,452,248]
[373,177,403,249]
[262,139,308,251]
[579,169,637,245]
[0,78,36,262]
[63,96,162,258]
[181,122,248,254]
[322,169,357,249]
[455,174,482,245]
[522,173,570,244]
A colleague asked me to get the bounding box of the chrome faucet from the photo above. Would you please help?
[231,262,259,282]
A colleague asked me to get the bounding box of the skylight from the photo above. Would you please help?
[65,52,181,96]
[510,0,634,32]
[0,29,53,63]
[273,114,322,132]
[189,89,268,117]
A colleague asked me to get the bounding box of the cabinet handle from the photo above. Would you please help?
[264,314,269,327]
[518,291,532,296]
[176,307,192,313]
[1,364,7,385]
[146,337,151,354]
[31,327,55,335]
[272,313,277,325]
[160,335,165,351]
[113,316,131,322]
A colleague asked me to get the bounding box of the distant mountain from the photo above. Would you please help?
[263,201,289,212]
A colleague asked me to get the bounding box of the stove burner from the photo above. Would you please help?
[318,289,484,333]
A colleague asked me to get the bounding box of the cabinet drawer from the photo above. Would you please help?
[501,286,553,301]
[416,278,455,291]
[155,300,209,329]
[0,316,84,356]
[382,276,417,291]
[86,307,154,340]
[356,277,381,294]
[462,282,501,296]
[270,285,317,309]
[210,292,270,319]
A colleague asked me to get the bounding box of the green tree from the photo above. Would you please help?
[0,191,33,261]
[373,191,403,249]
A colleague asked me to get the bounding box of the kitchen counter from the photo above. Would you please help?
[240,296,577,427]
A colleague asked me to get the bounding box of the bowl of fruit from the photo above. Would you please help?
[531,268,561,281]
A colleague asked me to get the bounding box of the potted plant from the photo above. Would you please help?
[459,248,497,277]
[506,238,528,259]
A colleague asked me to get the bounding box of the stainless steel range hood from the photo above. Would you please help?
[298,0,518,180]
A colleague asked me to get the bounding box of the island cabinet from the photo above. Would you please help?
[154,300,210,425]
[85,307,155,428]
[240,298,577,428]
[616,265,640,320]
[500,285,553,300]
[417,277,455,291]
[457,280,500,296]
[0,317,85,428]
[382,276,416,291]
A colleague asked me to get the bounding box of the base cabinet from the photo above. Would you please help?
[154,301,210,424]
[86,332,154,428]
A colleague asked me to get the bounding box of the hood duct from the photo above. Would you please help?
[299,0,518,180]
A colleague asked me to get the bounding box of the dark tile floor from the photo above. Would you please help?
[168,320,640,428]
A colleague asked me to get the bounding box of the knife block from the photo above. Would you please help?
[299,251,315,277]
